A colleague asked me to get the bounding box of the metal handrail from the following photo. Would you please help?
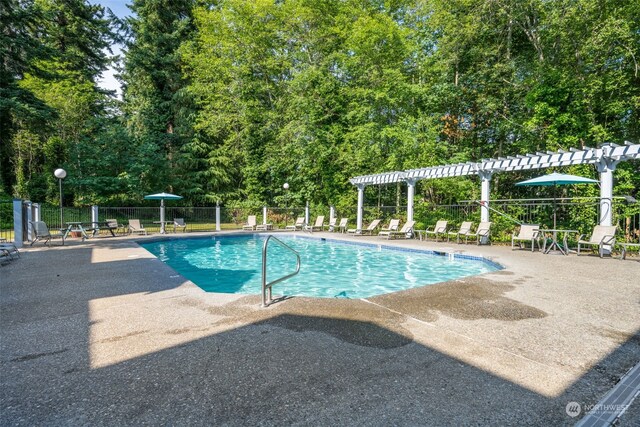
[262,235,301,307]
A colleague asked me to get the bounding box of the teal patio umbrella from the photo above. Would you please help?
[515,172,598,228]
[144,192,183,234]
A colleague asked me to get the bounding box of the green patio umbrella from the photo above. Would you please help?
[144,192,183,234]
[515,172,598,228]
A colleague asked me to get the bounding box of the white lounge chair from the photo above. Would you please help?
[379,220,415,240]
[242,215,257,230]
[463,221,492,244]
[423,220,448,241]
[30,221,66,246]
[379,219,400,234]
[173,218,187,233]
[128,219,147,235]
[511,224,541,251]
[577,225,617,258]
[328,217,348,232]
[304,216,325,232]
[255,221,273,231]
[348,219,381,235]
[285,217,305,231]
[335,218,348,233]
[449,221,473,244]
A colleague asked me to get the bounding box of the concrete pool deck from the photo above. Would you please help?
[1,231,639,425]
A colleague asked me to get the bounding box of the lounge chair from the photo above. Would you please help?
[347,219,382,235]
[327,217,337,231]
[0,242,19,260]
[304,215,325,232]
[423,220,448,241]
[511,224,541,251]
[463,221,492,244]
[128,219,147,235]
[380,219,400,233]
[173,218,187,233]
[242,215,257,231]
[577,225,617,258]
[379,220,415,240]
[285,217,305,231]
[333,218,348,233]
[448,221,473,244]
[0,247,14,265]
[30,221,66,246]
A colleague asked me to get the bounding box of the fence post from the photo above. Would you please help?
[33,203,40,222]
[216,202,221,231]
[406,179,416,222]
[305,201,310,225]
[25,201,33,242]
[13,199,23,247]
[91,205,99,228]
[263,206,268,225]
[356,185,365,232]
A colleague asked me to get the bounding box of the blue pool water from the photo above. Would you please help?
[140,235,501,299]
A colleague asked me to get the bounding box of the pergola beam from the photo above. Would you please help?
[351,143,639,185]
[349,142,639,230]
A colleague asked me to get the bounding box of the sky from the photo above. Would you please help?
[91,0,132,97]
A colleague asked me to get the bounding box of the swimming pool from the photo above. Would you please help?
[140,235,501,299]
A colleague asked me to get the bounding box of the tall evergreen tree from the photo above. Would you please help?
[0,0,53,196]
[122,0,195,198]
[15,0,114,201]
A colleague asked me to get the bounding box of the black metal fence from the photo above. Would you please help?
[0,200,13,242]
[9,198,640,244]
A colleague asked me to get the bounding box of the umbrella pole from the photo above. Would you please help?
[160,199,166,234]
[553,184,557,230]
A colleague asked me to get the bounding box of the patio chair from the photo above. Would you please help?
[577,225,617,258]
[327,217,337,231]
[242,215,257,231]
[348,219,382,235]
[173,218,187,233]
[285,217,305,231]
[105,219,126,236]
[379,221,416,240]
[423,220,448,242]
[30,221,66,246]
[463,221,492,245]
[128,219,147,235]
[448,221,473,243]
[304,215,325,232]
[511,224,541,252]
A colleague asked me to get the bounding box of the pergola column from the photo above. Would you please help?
[406,179,416,223]
[478,170,493,223]
[356,184,365,231]
[596,156,619,227]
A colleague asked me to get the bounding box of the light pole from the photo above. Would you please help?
[283,182,289,227]
[54,168,67,227]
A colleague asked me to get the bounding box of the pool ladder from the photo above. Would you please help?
[262,235,301,307]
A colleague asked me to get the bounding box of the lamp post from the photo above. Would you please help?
[283,182,289,227]
[54,168,66,227]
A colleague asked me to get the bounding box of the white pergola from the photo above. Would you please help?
[349,142,640,231]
